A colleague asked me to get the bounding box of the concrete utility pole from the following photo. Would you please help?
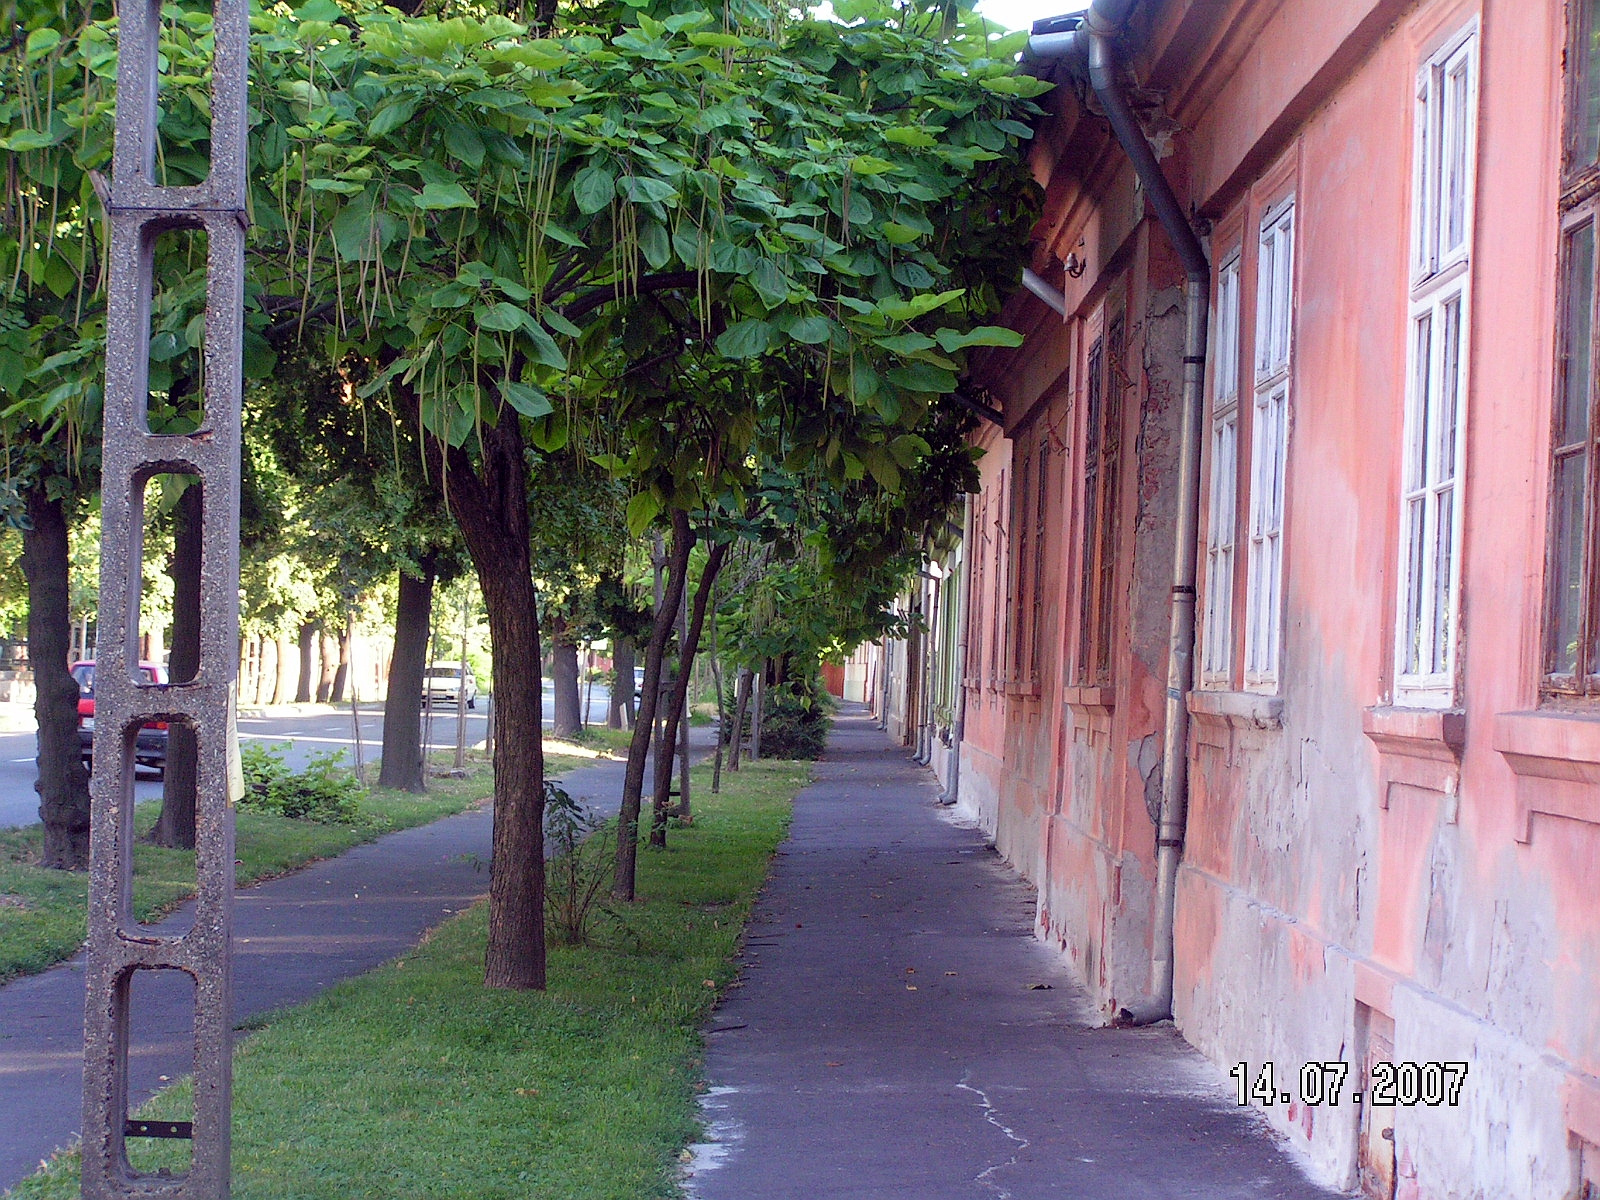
[81,0,248,1193]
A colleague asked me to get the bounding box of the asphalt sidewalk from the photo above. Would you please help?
[0,728,713,1194]
[684,705,1345,1200]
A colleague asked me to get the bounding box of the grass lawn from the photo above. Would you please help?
[0,744,597,985]
[6,757,806,1200]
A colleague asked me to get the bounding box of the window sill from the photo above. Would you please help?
[1062,685,1115,712]
[1492,709,1600,842]
[1363,706,1464,813]
[1187,689,1284,729]
[1186,690,1283,756]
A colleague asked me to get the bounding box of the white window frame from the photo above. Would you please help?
[1244,199,1295,691]
[1395,25,1477,706]
[1202,252,1243,685]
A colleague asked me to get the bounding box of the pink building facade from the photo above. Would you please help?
[920,1,1600,1195]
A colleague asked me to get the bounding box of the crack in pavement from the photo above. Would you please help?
[957,1070,1029,1199]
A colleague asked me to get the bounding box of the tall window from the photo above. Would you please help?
[1244,201,1295,690]
[990,470,1006,688]
[1397,26,1476,704]
[1202,253,1242,684]
[1005,429,1053,692]
[1009,443,1032,686]
[1546,1,1600,693]
[1077,318,1125,687]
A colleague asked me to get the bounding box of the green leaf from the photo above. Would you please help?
[883,126,938,148]
[368,97,420,137]
[880,221,921,245]
[888,433,929,467]
[878,289,965,323]
[626,491,663,536]
[477,302,526,332]
[639,220,671,269]
[416,182,476,210]
[750,259,789,309]
[573,164,615,214]
[886,361,958,393]
[501,379,554,419]
[848,155,897,176]
[0,129,60,151]
[524,323,568,371]
[934,326,1025,352]
[543,309,583,338]
[876,331,936,354]
[717,320,773,359]
[784,314,833,345]
[445,124,486,171]
[619,176,679,204]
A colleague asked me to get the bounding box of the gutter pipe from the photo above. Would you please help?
[939,495,974,805]
[1026,2,1209,1025]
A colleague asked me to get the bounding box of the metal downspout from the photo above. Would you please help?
[940,496,974,805]
[1029,5,1210,1024]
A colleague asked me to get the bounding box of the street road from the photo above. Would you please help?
[0,678,622,830]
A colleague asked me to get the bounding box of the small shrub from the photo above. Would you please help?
[543,781,616,946]
[238,743,367,825]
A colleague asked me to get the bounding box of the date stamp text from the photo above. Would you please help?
[1229,1061,1468,1108]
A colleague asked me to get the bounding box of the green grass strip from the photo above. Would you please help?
[0,748,594,985]
[5,758,804,1200]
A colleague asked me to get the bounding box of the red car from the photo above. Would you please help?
[71,660,170,775]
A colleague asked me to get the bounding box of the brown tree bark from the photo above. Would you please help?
[294,621,317,703]
[151,481,201,849]
[316,628,337,702]
[650,540,728,843]
[550,612,581,739]
[272,633,296,704]
[728,667,752,773]
[436,417,547,990]
[607,635,636,730]
[24,486,91,870]
[378,560,434,793]
[330,615,352,703]
[613,509,692,900]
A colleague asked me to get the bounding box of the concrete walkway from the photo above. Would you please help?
[685,707,1346,1200]
[0,732,710,1194]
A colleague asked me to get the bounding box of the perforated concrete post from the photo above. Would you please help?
[81,0,247,1194]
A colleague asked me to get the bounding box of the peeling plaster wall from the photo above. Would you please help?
[964,0,1600,1195]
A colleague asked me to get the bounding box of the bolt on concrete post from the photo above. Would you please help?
[81,0,248,1195]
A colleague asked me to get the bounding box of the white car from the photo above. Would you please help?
[422,666,478,709]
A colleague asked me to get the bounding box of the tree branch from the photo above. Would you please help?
[562,271,700,324]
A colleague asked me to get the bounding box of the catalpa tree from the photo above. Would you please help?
[32,0,1047,985]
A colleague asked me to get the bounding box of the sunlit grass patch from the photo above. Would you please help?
[6,759,806,1200]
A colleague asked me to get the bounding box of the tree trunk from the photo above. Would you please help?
[614,509,692,900]
[317,628,337,702]
[331,615,352,702]
[378,561,434,793]
[608,636,635,730]
[152,481,201,850]
[729,667,751,772]
[294,620,317,703]
[272,633,295,704]
[710,583,724,794]
[550,612,581,739]
[439,417,546,990]
[750,664,764,761]
[650,540,727,842]
[24,486,91,870]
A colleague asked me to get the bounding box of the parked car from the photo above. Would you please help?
[71,660,170,774]
[422,666,477,709]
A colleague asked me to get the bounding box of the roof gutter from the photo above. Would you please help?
[1025,2,1209,1027]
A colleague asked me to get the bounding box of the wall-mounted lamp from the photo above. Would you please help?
[1064,252,1086,278]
